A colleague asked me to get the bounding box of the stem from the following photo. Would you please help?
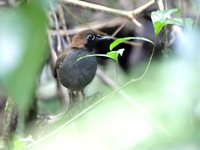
[77,54,115,62]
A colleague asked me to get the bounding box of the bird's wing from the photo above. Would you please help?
[54,50,68,77]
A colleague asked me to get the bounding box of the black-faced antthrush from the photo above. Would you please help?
[55,30,111,92]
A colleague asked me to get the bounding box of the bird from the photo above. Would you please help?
[55,30,111,93]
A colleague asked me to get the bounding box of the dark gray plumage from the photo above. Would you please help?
[55,30,111,91]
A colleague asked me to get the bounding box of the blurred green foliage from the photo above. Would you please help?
[0,4,48,113]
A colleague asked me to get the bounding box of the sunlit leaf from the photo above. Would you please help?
[107,49,125,62]
[151,9,179,25]
[110,37,154,51]
[77,49,124,63]
[151,8,193,37]
[166,18,193,28]
[151,9,178,37]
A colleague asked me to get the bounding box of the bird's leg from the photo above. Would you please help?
[77,90,85,101]
[71,91,84,102]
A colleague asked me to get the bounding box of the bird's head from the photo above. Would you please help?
[71,30,112,51]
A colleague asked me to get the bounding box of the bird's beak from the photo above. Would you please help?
[96,36,113,41]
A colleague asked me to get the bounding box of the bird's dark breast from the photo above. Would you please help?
[57,50,97,91]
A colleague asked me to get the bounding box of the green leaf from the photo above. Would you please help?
[160,8,179,18]
[110,37,155,51]
[151,8,193,37]
[0,5,48,113]
[77,49,124,63]
[166,18,193,28]
[107,49,125,62]
[151,9,179,24]
[151,9,179,37]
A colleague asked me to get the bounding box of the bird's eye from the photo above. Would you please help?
[87,34,96,40]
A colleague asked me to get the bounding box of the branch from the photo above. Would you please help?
[58,4,71,44]
[49,18,125,35]
[62,0,155,27]
[133,0,156,14]
[111,20,127,37]
[50,4,62,53]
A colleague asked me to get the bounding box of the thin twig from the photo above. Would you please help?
[62,4,110,37]
[49,19,142,48]
[58,4,71,44]
[62,0,141,26]
[49,18,126,35]
[62,0,156,27]
[47,32,57,68]
[157,0,164,10]
[111,20,127,38]
[133,0,155,14]
[50,3,62,53]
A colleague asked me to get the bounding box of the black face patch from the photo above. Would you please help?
[84,33,98,51]
[86,34,96,41]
